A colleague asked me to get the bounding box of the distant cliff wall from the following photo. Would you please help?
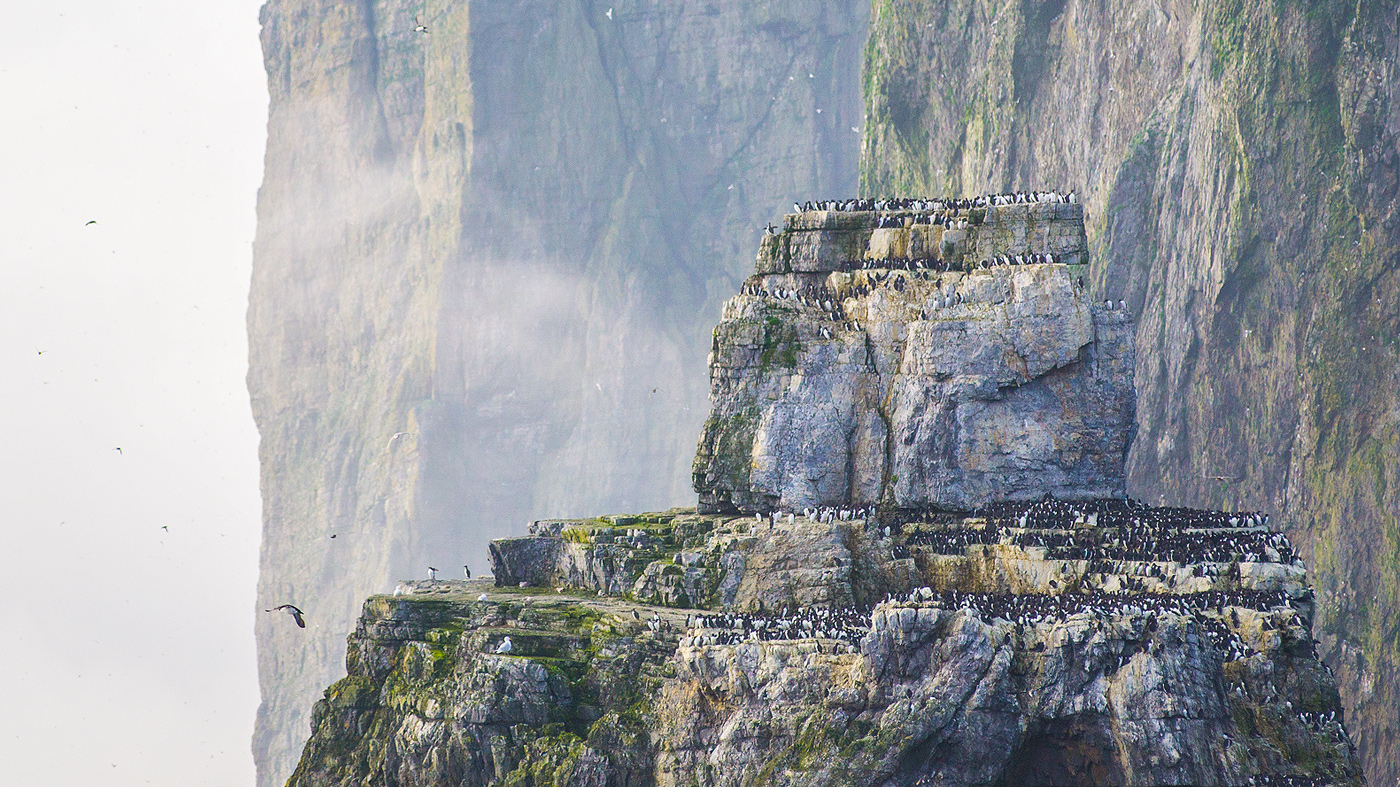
[860,1,1400,783]
[249,1,869,784]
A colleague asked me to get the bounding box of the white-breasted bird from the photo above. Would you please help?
[265,604,305,628]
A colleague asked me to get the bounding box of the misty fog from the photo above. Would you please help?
[0,2,266,784]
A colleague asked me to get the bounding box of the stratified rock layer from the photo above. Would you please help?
[289,503,1362,787]
[694,205,1133,513]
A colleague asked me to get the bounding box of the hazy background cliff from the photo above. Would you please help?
[248,0,868,783]
[859,0,1399,784]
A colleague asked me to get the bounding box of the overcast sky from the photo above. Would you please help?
[0,1,267,784]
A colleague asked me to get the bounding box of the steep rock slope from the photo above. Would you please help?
[249,1,869,783]
[860,1,1400,783]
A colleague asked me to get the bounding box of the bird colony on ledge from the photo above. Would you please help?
[282,193,1362,787]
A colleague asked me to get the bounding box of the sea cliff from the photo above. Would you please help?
[285,201,1361,786]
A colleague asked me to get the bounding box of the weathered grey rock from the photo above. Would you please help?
[660,600,1356,787]
[695,260,1135,513]
[286,513,1362,787]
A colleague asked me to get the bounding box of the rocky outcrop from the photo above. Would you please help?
[289,501,1362,787]
[285,214,1361,784]
[249,2,869,783]
[694,205,1134,513]
[860,2,1400,783]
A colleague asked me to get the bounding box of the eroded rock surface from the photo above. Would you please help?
[695,206,1133,513]
[289,502,1362,787]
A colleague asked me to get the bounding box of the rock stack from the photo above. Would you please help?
[697,199,1131,514]
[285,199,1363,787]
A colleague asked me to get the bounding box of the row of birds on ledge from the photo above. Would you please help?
[902,522,1299,566]
[826,252,1069,270]
[791,191,1080,214]
[736,274,1122,335]
[681,587,1295,655]
[758,498,1272,535]
[740,498,1296,568]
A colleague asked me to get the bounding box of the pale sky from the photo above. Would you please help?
[0,2,267,784]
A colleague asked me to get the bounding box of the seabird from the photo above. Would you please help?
[113,447,121,455]
[265,604,305,628]
[413,15,429,33]
[463,564,471,579]
[605,7,612,19]
[85,220,97,226]
[427,566,438,580]
[477,592,488,601]
[494,636,514,654]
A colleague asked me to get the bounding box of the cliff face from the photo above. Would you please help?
[290,505,1361,787]
[693,203,1135,513]
[249,1,869,783]
[860,1,1400,783]
[285,208,1360,787]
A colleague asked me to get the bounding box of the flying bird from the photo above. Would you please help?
[85,220,97,226]
[113,447,121,455]
[413,15,428,33]
[605,7,612,19]
[265,604,305,628]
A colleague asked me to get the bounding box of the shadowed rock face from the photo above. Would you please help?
[249,1,868,783]
[860,2,1400,783]
[694,206,1133,513]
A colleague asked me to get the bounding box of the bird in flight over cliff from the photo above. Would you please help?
[413,16,428,34]
[85,220,97,226]
[265,604,305,628]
